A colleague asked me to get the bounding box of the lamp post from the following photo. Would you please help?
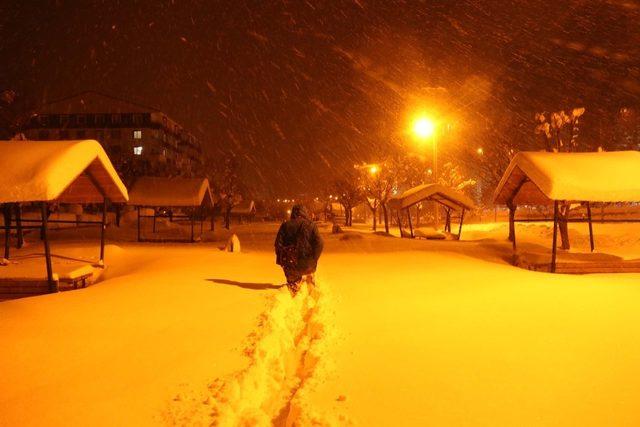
[412,116,440,225]
[412,117,438,181]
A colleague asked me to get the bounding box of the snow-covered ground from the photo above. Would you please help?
[1,220,640,426]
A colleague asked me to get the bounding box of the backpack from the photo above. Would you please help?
[278,221,313,269]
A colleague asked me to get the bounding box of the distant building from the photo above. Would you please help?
[22,91,204,182]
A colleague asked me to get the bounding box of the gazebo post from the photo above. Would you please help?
[190,211,195,243]
[396,211,403,237]
[3,203,11,261]
[41,202,55,292]
[586,202,595,252]
[15,203,24,249]
[551,200,559,273]
[200,206,204,236]
[137,206,141,242]
[407,208,414,238]
[457,208,466,240]
[508,201,516,247]
[99,197,107,266]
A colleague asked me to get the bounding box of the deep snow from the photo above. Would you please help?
[1,220,640,426]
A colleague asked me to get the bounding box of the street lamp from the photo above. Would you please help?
[413,117,436,140]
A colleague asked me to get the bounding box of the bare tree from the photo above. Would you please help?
[0,90,28,140]
[211,156,244,229]
[358,160,398,233]
[535,108,586,249]
[332,179,363,226]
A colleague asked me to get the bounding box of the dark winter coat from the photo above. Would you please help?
[275,205,324,274]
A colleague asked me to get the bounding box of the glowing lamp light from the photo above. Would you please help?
[477,147,484,155]
[369,164,379,175]
[412,117,436,139]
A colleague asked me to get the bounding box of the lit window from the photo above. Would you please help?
[133,130,142,139]
[133,146,143,155]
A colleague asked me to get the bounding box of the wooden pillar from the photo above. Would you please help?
[407,208,414,238]
[99,198,107,265]
[445,208,452,233]
[200,206,204,236]
[457,208,466,240]
[15,203,24,249]
[41,202,56,292]
[586,202,595,252]
[551,200,559,273]
[3,203,11,260]
[136,206,141,242]
[508,202,516,251]
[190,210,195,243]
[152,209,157,233]
[396,211,403,237]
[40,204,49,240]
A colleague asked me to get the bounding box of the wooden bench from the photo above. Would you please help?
[516,253,640,274]
[58,265,94,289]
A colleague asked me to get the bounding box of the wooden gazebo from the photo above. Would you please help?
[388,184,475,240]
[494,150,640,273]
[0,140,129,293]
[230,200,256,224]
[127,176,215,242]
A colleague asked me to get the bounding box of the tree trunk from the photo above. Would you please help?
[346,208,353,226]
[382,203,389,234]
[371,207,377,231]
[558,203,570,250]
[115,204,121,227]
[224,207,231,229]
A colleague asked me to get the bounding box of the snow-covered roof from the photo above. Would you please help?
[388,184,475,211]
[0,140,128,203]
[230,200,255,215]
[128,176,214,207]
[37,91,160,114]
[494,151,640,205]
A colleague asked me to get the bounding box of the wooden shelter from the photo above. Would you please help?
[0,140,128,294]
[230,200,256,223]
[127,176,215,242]
[494,151,640,273]
[388,184,475,240]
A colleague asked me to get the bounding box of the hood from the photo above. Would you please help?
[291,204,309,219]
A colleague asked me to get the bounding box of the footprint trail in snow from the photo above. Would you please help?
[169,278,344,426]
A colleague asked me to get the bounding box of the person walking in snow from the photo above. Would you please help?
[275,204,324,296]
